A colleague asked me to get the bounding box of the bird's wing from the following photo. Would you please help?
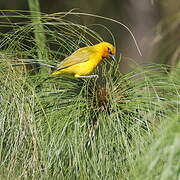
[56,47,96,71]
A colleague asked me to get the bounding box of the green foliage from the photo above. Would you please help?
[0,10,179,179]
[132,114,180,180]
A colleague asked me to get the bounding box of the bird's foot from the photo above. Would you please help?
[78,75,99,78]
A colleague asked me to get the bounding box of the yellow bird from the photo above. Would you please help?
[52,42,116,78]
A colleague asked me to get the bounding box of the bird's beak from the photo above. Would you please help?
[109,54,115,60]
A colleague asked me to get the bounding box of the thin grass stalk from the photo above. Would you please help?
[28,0,47,72]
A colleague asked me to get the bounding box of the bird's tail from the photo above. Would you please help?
[11,59,57,70]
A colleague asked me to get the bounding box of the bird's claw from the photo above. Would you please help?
[79,75,99,78]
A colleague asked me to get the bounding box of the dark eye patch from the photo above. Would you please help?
[107,47,112,54]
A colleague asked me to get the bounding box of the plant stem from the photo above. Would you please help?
[28,0,48,72]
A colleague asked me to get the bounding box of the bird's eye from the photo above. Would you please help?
[107,47,112,54]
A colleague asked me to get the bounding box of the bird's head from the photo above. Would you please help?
[97,42,116,60]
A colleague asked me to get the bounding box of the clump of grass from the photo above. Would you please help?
[131,113,180,180]
[18,60,179,179]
